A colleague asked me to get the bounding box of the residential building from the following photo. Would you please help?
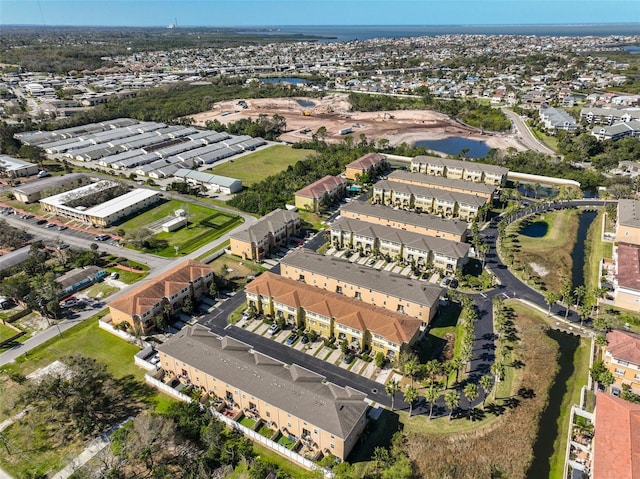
[157,325,369,460]
[410,156,508,185]
[280,248,444,322]
[371,180,488,221]
[173,168,243,194]
[591,392,640,479]
[39,182,161,227]
[0,155,39,178]
[108,260,214,332]
[230,208,300,261]
[616,200,640,246]
[339,201,468,242]
[245,272,423,356]
[12,173,91,203]
[539,107,577,133]
[592,120,640,141]
[57,266,106,297]
[387,169,496,199]
[294,175,347,212]
[329,217,470,273]
[602,329,640,395]
[344,153,387,181]
[580,106,640,125]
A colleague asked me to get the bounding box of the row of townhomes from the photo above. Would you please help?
[280,248,443,322]
[294,175,347,212]
[245,272,424,356]
[387,169,497,199]
[339,201,469,242]
[344,153,387,181]
[371,179,488,221]
[613,199,640,311]
[108,260,215,332]
[229,208,301,261]
[157,326,369,461]
[330,216,470,272]
[409,155,508,186]
[602,329,640,396]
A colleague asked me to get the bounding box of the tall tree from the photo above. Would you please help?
[444,390,460,422]
[403,385,419,418]
[463,383,479,419]
[424,386,441,421]
[385,378,400,412]
[479,375,493,410]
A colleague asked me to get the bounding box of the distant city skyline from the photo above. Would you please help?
[1,0,639,27]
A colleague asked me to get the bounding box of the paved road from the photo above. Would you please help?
[502,108,557,157]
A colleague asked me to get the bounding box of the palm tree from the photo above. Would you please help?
[404,360,419,387]
[385,379,400,411]
[424,387,441,420]
[544,291,559,317]
[490,361,505,400]
[574,285,587,309]
[443,361,455,389]
[452,358,463,384]
[444,390,460,421]
[594,334,608,348]
[479,375,493,410]
[463,383,479,419]
[560,281,572,319]
[403,385,419,418]
[422,359,441,388]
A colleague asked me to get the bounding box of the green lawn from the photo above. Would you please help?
[298,210,326,231]
[0,322,20,343]
[195,239,230,262]
[415,303,462,362]
[82,282,119,299]
[208,145,315,186]
[105,267,148,284]
[585,210,613,290]
[118,199,220,230]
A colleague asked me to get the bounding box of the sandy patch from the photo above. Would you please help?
[530,262,549,277]
[190,94,525,150]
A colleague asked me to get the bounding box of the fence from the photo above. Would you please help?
[144,374,332,478]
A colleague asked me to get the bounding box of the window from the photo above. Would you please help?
[336,286,343,294]
[354,291,361,300]
[615,368,625,376]
[330,443,335,449]
[619,360,629,367]
[397,305,404,313]
[266,411,271,418]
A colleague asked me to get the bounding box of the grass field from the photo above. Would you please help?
[507,209,579,291]
[0,315,176,477]
[584,210,613,291]
[400,302,586,479]
[0,322,20,342]
[208,145,315,186]
[119,199,243,257]
[208,254,265,290]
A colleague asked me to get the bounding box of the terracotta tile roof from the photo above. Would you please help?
[108,259,212,317]
[606,329,640,366]
[345,153,386,171]
[245,272,422,346]
[295,175,346,200]
[593,392,640,479]
[617,243,640,292]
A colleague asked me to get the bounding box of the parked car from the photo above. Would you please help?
[449,279,459,289]
[45,222,56,228]
[343,353,356,364]
[36,219,47,225]
[285,333,299,345]
[268,323,280,335]
[110,272,119,280]
[440,277,451,287]
[57,225,67,231]
[300,334,309,344]
[94,234,110,241]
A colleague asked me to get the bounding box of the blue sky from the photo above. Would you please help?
[1,0,638,26]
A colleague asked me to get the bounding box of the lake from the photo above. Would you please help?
[520,221,549,238]
[415,137,491,158]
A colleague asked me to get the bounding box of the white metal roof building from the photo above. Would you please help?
[40,181,161,227]
[0,155,39,178]
[173,168,243,194]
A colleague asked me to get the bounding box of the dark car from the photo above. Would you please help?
[343,353,356,364]
[449,279,459,289]
[36,219,47,225]
[300,334,309,344]
[285,333,299,345]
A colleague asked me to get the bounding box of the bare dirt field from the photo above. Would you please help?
[190,93,523,152]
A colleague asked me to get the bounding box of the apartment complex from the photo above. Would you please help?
[280,248,443,322]
[409,156,508,186]
[344,153,387,181]
[229,208,301,261]
[371,180,488,221]
[613,200,640,311]
[387,169,496,199]
[12,173,91,203]
[539,106,578,132]
[329,217,470,273]
[602,329,640,395]
[0,155,39,178]
[157,325,369,460]
[39,180,161,227]
[245,272,423,356]
[108,259,214,332]
[591,120,640,141]
[580,106,640,125]
[294,175,346,212]
[339,201,468,242]
[591,392,640,479]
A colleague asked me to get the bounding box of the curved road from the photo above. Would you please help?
[502,108,557,157]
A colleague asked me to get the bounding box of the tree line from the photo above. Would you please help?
[205,113,287,141]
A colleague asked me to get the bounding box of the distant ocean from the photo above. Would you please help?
[237,24,640,42]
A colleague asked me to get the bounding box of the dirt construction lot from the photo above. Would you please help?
[190,93,522,151]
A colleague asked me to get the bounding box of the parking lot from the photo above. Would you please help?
[234,314,395,384]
